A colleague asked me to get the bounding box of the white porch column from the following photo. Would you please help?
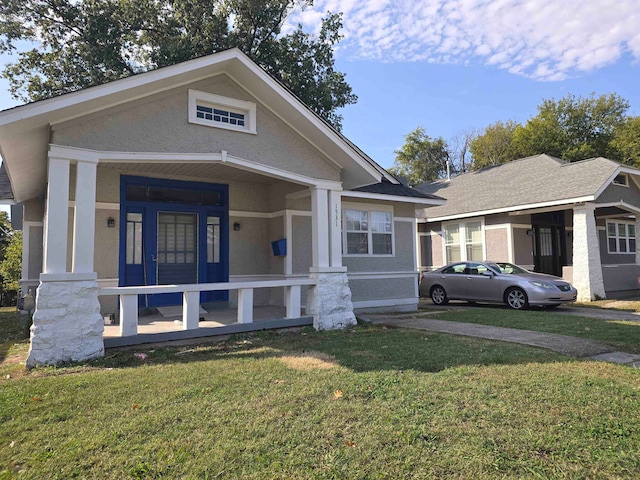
[28,147,104,368]
[311,187,330,268]
[572,203,605,301]
[307,186,356,331]
[43,157,70,274]
[329,189,343,268]
[72,159,98,273]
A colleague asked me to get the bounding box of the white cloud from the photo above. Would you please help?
[287,0,640,81]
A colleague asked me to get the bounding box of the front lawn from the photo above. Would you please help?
[431,307,640,354]
[1,321,640,478]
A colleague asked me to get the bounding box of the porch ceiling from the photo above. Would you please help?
[101,162,277,184]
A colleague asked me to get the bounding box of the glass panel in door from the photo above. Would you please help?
[157,212,198,284]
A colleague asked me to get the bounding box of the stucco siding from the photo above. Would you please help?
[348,276,416,303]
[52,75,340,182]
[229,216,270,276]
[431,229,443,267]
[485,227,508,261]
[23,199,45,222]
[602,264,640,292]
[28,226,43,280]
[485,213,512,226]
[596,181,640,205]
[291,214,312,275]
[598,229,635,265]
[343,219,416,273]
[513,227,533,267]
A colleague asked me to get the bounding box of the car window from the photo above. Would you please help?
[442,263,467,274]
[495,262,529,274]
[466,262,489,275]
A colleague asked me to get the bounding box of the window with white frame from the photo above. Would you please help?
[188,90,256,134]
[443,221,484,263]
[606,220,636,254]
[344,208,393,255]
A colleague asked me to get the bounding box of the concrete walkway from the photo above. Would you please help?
[362,312,640,368]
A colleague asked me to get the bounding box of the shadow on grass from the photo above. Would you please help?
[0,309,29,364]
[87,324,568,375]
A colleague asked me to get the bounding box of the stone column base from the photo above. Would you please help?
[306,272,357,330]
[27,279,104,368]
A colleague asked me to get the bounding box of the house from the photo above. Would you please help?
[416,154,640,302]
[0,48,444,367]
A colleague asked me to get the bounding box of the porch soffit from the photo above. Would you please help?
[101,162,275,185]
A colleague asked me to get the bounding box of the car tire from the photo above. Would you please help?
[430,285,448,305]
[505,287,528,310]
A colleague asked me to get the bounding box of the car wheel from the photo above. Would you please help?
[505,287,528,310]
[430,285,448,305]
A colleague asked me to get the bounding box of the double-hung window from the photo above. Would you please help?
[344,208,393,255]
[443,221,484,263]
[607,221,636,254]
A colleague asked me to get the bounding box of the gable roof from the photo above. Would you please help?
[345,179,445,205]
[416,154,634,221]
[0,48,397,202]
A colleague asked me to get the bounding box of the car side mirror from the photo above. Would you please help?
[482,270,494,277]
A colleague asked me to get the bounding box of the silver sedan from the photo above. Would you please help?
[419,261,577,310]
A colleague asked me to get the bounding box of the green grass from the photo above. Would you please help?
[433,306,640,353]
[2,324,640,479]
[577,299,640,312]
[0,307,30,378]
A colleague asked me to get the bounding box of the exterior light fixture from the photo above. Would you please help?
[107,217,116,228]
[233,222,241,231]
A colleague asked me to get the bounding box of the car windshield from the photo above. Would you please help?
[489,262,530,274]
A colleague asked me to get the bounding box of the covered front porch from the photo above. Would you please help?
[26,144,357,366]
[510,201,640,301]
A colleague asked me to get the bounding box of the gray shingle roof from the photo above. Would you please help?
[0,163,14,201]
[416,154,622,219]
[351,180,444,200]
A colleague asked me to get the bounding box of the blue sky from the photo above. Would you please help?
[0,0,639,175]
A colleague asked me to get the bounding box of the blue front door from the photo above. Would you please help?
[119,176,229,307]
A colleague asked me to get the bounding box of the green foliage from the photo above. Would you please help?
[611,116,640,167]
[0,231,21,291]
[512,93,629,161]
[0,0,356,129]
[469,120,520,170]
[389,127,450,186]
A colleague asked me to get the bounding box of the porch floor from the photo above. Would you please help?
[104,305,289,338]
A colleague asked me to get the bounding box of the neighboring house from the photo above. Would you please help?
[416,154,640,302]
[0,48,443,367]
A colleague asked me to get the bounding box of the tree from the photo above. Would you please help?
[611,116,640,167]
[389,127,450,186]
[469,120,520,170]
[0,0,356,129]
[0,230,21,291]
[449,128,477,173]
[512,93,629,161]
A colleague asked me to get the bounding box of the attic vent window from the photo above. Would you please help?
[613,173,628,186]
[189,90,256,134]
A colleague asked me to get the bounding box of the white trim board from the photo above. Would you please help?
[342,190,445,206]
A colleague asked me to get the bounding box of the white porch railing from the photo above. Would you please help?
[99,278,316,337]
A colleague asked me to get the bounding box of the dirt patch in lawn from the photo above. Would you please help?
[278,351,338,370]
